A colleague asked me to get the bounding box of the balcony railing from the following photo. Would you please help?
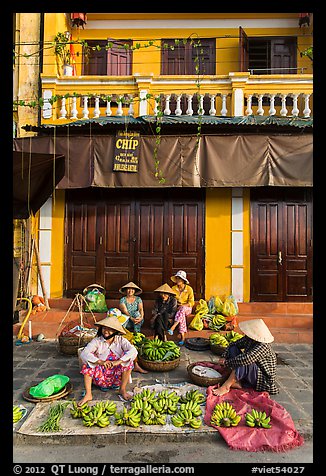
[41,72,313,122]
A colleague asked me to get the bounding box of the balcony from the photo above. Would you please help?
[40,72,313,122]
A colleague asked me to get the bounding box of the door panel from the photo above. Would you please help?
[251,188,312,302]
[65,189,205,300]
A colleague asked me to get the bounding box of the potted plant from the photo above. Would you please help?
[54,32,73,76]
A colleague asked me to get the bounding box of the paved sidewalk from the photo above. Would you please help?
[13,338,313,442]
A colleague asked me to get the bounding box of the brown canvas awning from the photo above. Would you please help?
[13,150,65,218]
[13,133,312,189]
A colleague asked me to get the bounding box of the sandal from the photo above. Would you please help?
[167,329,174,335]
[177,340,184,346]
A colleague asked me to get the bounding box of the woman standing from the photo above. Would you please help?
[168,270,195,346]
[151,283,178,341]
[78,315,137,406]
[119,282,144,333]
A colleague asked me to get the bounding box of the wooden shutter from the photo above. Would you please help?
[107,40,132,75]
[270,37,297,74]
[190,39,216,75]
[239,27,249,72]
[83,40,107,75]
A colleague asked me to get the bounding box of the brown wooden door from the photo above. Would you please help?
[250,188,313,302]
[239,26,249,72]
[65,189,205,299]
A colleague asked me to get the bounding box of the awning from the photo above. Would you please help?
[13,133,312,189]
[13,150,65,218]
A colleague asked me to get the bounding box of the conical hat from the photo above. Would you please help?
[94,316,126,334]
[119,282,142,295]
[154,283,176,295]
[238,318,274,343]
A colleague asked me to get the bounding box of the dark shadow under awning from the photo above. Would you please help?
[13,151,65,218]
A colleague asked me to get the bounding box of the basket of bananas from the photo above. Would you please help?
[137,337,181,371]
[209,330,243,355]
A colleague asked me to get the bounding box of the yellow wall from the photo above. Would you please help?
[50,190,65,297]
[205,189,232,299]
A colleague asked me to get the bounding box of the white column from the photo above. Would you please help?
[42,90,52,119]
[93,96,100,118]
[245,94,253,116]
[70,96,78,119]
[209,94,216,116]
[268,94,276,116]
[186,95,194,116]
[303,94,311,117]
[280,94,288,117]
[175,95,182,115]
[38,198,52,298]
[231,188,244,302]
[233,88,244,116]
[116,98,123,116]
[82,96,89,119]
[257,94,264,116]
[164,95,171,115]
[139,89,149,116]
[291,94,299,116]
[59,97,67,119]
[221,94,228,116]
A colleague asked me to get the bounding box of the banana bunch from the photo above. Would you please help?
[131,399,153,415]
[131,332,146,347]
[70,400,91,419]
[210,401,241,427]
[171,408,202,429]
[225,330,243,343]
[133,388,157,405]
[141,338,180,361]
[179,400,202,417]
[114,407,142,427]
[208,314,227,331]
[142,408,166,425]
[209,333,229,348]
[13,405,24,423]
[245,409,272,429]
[179,389,206,404]
[153,390,180,414]
[82,403,109,428]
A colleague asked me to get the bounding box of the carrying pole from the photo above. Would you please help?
[33,239,50,310]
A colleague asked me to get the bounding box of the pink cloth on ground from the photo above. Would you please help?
[204,386,304,452]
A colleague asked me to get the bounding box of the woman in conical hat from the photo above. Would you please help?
[212,318,279,397]
[119,282,144,333]
[78,315,137,406]
[150,284,178,341]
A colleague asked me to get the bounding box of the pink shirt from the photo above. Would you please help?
[80,335,138,368]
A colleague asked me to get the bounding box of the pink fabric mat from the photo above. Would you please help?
[204,386,304,452]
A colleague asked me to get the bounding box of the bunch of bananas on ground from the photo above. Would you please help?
[208,314,227,331]
[81,401,117,428]
[140,338,180,361]
[70,400,91,419]
[152,390,180,414]
[142,408,166,425]
[210,401,241,427]
[209,333,229,348]
[132,387,157,405]
[13,405,24,423]
[245,409,272,429]
[179,400,202,417]
[114,406,142,427]
[179,389,206,404]
[171,408,202,429]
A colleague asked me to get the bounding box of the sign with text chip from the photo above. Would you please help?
[113,131,140,172]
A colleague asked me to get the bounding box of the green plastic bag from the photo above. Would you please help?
[29,374,70,398]
[84,287,108,313]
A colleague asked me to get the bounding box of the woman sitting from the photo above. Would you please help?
[168,270,195,346]
[78,315,137,406]
[212,318,279,397]
[151,283,178,341]
[119,282,144,333]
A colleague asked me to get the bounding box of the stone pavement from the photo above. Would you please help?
[13,338,313,443]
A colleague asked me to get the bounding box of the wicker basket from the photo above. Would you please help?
[58,335,94,355]
[137,354,180,372]
[187,361,231,387]
[209,342,228,356]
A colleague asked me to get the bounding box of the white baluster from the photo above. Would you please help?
[154,96,160,116]
[175,95,182,116]
[303,94,311,118]
[186,94,193,116]
[268,94,276,116]
[82,96,89,119]
[245,94,253,115]
[164,95,171,115]
[93,96,100,118]
[280,94,288,116]
[290,94,299,116]
[70,96,78,119]
[106,100,112,117]
[221,94,228,116]
[197,94,204,115]
[209,94,216,116]
[128,96,134,116]
[257,94,264,116]
[116,97,123,116]
[59,97,67,119]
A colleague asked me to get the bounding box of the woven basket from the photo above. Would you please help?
[209,342,228,356]
[138,354,180,372]
[58,335,94,355]
[187,361,231,387]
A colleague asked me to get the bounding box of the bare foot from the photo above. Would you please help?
[212,385,230,396]
[78,393,93,407]
[134,362,148,374]
[119,391,133,401]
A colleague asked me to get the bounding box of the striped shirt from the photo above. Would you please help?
[223,336,279,395]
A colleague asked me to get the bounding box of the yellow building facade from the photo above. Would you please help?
[14,13,313,303]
